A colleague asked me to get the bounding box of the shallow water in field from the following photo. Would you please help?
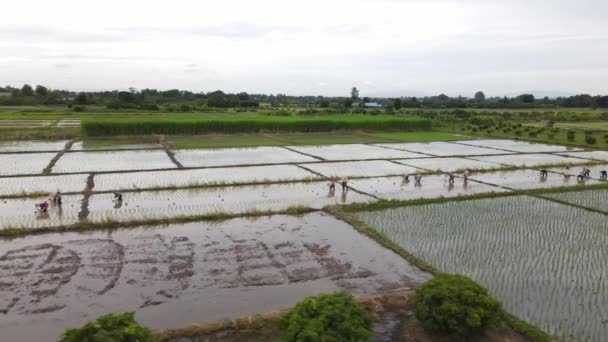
[302,160,420,178]
[455,139,583,153]
[0,212,430,342]
[287,144,428,160]
[374,141,509,156]
[357,196,608,341]
[87,181,373,223]
[350,175,507,200]
[173,147,317,167]
[394,157,503,172]
[469,153,591,167]
[93,165,319,191]
[0,174,88,196]
[469,168,601,190]
[557,150,608,161]
[544,190,608,213]
[0,152,56,176]
[53,150,176,173]
[0,195,82,229]
[0,140,68,153]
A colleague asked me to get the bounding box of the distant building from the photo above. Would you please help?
[0,92,11,97]
[364,102,383,108]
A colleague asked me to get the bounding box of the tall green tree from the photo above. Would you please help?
[21,84,34,96]
[351,87,359,100]
[35,85,48,97]
[474,91,485,101]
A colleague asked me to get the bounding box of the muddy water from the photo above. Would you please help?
[0,152,56,176]
[52,150,177,173]
[395,157,503,172]
[87,181,373,223]
[302,160,420,178]
[350,175,508,201]
[0,212,430,341]
[470,153,592,167]
[0,174,88,196]
[455,139,583,153]
[558,150,608,162]
[173,147,317,167]
[0,195,82,229]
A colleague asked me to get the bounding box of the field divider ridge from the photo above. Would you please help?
[78,173,95,220]
[278,146,325,161]
[364,143,439,157]
[42,139,76,175]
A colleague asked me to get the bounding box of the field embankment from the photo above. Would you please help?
[81,115,432,136]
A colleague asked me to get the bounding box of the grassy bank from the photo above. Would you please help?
[82,115,432,136]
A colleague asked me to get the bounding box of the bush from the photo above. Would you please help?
[60,312,157,342]
[278,292,373,342]
[567,130,576,141]
[529,131,538,137]
[72,105,86,112]
[585,136,597,144]
[514,130,522,136]
[416,273,502,337]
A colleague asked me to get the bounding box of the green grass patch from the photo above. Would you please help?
[365,131,471,142]
[82,115,432,136]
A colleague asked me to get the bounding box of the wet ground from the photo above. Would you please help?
[0,212,430,342]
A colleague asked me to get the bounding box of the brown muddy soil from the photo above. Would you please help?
[0,212,430,342]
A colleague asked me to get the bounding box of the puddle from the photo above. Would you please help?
[0,153,56,176]
[350,175,507,201]
[455,139,583,153]
[0,195,82,230]
[0,212,430,342]
[301,160,420,178]
[395,157,503,172]
[0,140,68,153]
[287,144,428,160]
[469,153,592,167]
[93,165,320,192]
[173,147,317,168]
[87,181,373,223]
[470,168,601,190]
[374,142,510,156]
[53,151,177,173]
[0,174,88,196]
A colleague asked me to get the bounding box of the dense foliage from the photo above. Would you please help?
[278,292,373,342]
[59,312,158,342]
[415,273,502,337]
[82,115,432,135]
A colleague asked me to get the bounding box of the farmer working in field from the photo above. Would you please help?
[601,170,607,179]
[447,172,455,184]
[340,177,349,192]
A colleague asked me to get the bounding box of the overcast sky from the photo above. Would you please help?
[1,0,607,97]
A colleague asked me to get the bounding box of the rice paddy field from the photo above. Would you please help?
[373,141,510,156]
[2,137,608,341]
[356,196,608,341]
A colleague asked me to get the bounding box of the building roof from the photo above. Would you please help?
[364,102,383,107]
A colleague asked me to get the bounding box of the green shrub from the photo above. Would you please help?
[72,105,86,112]
[416,273,502,337]
[567,130,576,141]
[60,312,158,342]
[585,136,597,144]
[548,134,555,139]
[278,292,373,342]
[514,130,522,136]
[529,131,538,137]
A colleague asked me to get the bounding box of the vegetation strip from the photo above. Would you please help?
[326,206,552,341]
[0,206,316,238]
[42,139,76,175]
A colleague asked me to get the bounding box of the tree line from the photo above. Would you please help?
[1,84,607,109]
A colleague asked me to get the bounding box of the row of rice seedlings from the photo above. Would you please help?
[356,195,608,341]
[542,189,608,214]
[82,116,432,136]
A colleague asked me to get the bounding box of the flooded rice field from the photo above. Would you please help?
[395,157,503,172]
[557,150,608,161]
[86,181,373,224]
[455,139,582,153]
[0,140,68,153]
[52,150,176,173]
[469,168,601,190]
[173,147,317,167]
[470,153,591,167]
[0,195,82,230]
[93,165,319,191]
[301,160,419,178]
[350,175,507,201]
[0,152,56,176]
[287,144,429,160]
[373,142,510,156]
[356,196,608,341]
[0,174,88,197]
[0,212,430,342]
[544,189,608,213]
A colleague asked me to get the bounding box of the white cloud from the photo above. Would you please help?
[1,0,607,96]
